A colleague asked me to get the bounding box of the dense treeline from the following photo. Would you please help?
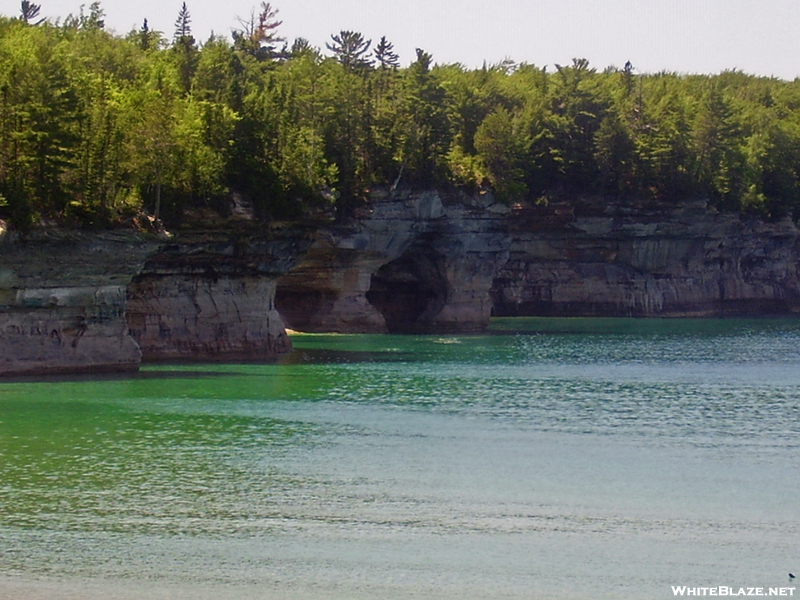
[3,2,800,229]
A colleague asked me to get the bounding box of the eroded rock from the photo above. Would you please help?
[0,231,157,376]
[276,191,511,333]
[126,225,313,361]
[491,198,800,317]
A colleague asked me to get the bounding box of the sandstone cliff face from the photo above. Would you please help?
[491,199,800,317]
[1,224,311,375]
[275,190,511,333]
[0,230,158,376]
[3,194,800,376]
[126,225,313,361]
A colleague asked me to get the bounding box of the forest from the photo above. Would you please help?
[3,1,800,229]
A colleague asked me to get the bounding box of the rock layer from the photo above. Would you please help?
[0,230,158,376]
[126,225,313,361]
[1,224,311,376]
[276,190,511,333]
[3,194,800,376]
[491,198,800,317]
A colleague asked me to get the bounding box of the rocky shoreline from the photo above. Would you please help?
[2,192,799,376]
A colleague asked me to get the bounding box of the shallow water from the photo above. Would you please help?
[1,318,800,599]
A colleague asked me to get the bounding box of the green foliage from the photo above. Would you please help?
[474,107,528,202]
[374,36,399,70]
[173,3,191,43]
[63,2,105,31]
[0,20,77,225]
[593,111,635,194]
[130,19,163,52]
[396,49,450,188]
[3,5,800,229]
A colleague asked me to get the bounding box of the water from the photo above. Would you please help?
[1,318,800,599]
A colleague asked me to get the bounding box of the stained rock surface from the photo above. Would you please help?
[3,194,800,376]
[491,198,800,317]
[0,230,157,375]
[275,189,511,333]
[126,225,313,361]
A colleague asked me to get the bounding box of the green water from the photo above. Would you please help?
[1,318,800,599]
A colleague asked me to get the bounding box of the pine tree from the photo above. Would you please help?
[20,0,43,24]
[327,31,372,72]
[173,2,192,43]
[172,3,197,94]
[138,19,152,50]
[233,2,284,60]
[399,48,450,187]
[374,36,399,70]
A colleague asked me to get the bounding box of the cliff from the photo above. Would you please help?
[0,229,158,376]
[2,194,800,376]
[0,223,312,376]
[275,189,511,333]
[127,224,313,361]
[491,198,800,317]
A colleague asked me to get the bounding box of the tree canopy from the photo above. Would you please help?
[3,3,800,230]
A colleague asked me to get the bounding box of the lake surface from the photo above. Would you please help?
[1,318,800,599]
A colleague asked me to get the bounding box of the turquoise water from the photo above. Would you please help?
[1,318,800,599]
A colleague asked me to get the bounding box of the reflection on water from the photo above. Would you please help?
[1,318,800,599]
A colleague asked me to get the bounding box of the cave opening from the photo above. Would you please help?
[365,243,449,333]
[274,288,337,332]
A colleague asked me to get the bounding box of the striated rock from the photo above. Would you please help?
[491,198,800,317]
[276,190,511,333]
[275,197,426,333]
[127,275,289,360]
[0,231,158,376]
[366,202,509,333]
[126,225,313,361]
[5,193,800,376]
[1,224,312,376]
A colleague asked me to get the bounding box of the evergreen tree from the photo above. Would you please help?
[548,58,608,192]
[327,31,372,72]
[288,37,315,59]
[19,0,42,24]
[373,36,399,70]
[691,82,745,207]
[173,2,192,42]
[475,107,528,202]
[172,3,197,94]
[398,48,450,187]
[137,19,155,51]
[3,3,800,227]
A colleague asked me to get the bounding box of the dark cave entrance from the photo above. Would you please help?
[365,243,449,333]
[274,288,337,331]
